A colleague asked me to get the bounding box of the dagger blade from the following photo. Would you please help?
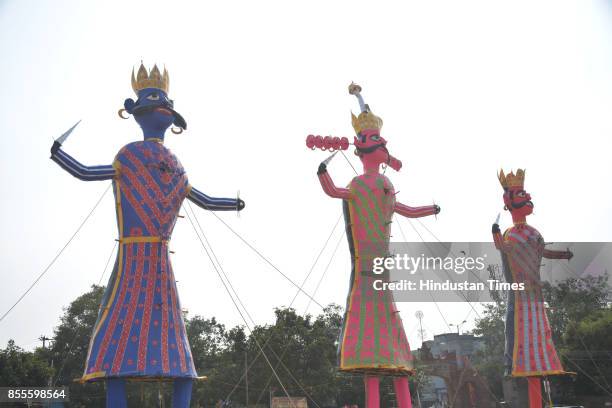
[322,151,338,166]
[55,120,82,145]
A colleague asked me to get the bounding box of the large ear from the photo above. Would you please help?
[124,98,136,114]
[172,110,187,130]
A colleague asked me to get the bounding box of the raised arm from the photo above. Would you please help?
[492,224,514,254]
[317,161,351,199]
[50,141,116,181]
[394,202,440,218]
[543,247,573,260]
[187,185,245,212]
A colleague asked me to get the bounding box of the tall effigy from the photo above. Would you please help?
[492,169,572,408]
[50,63,245,408]
[315,84,440,408]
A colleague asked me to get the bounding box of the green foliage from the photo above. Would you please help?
[0,339,53,387]
[561,308,612,396]
[471,301,506,399]
[0,286,108,407]
[543,275,611,398]
[50,284,106,407]
[189,304,362,407]
[542,275,609,344]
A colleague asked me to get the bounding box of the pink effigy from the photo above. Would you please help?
[312,83,440,408]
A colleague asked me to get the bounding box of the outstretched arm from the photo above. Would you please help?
[317,161,351,199]
[50,141,116,181]
[187,185,245,212]
[394,202,440,218]
[543,247,573,260]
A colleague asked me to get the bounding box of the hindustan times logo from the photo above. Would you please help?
[372,253,487,275]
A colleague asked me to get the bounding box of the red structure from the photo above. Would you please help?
[492,169,573,408]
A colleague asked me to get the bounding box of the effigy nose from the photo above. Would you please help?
[387,154,402,171]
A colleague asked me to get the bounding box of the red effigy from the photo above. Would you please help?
[492,169,574,407]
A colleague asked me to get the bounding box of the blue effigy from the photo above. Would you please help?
[50,63,245,407]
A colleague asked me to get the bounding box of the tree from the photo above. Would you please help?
[0,339,53,387]
[471,298,506,399]
[49,284,106,407]
[542,275,609,345]
[562,308,612,397]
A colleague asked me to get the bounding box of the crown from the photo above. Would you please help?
[498,169,525,190]
[351,111,383,134]
[131,63,169,94]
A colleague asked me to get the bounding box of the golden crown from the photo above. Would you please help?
[131,63,169,94]
[351,111,383,134]
[498,169,525,190]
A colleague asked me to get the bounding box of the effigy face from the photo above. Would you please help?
[354,129,388,159]
[130,88,176,134]
[504,185,534,218]
[122,64,187,135]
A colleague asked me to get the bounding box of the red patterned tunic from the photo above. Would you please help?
[495,224,566,377]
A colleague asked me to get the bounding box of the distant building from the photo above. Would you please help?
[417,333,492,408]
[423,332,485,368]
[419,375,448,407]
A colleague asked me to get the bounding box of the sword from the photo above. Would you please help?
[55,120,81,145]
[348,82,368,113]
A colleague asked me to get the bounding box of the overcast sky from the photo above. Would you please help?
[1,0,611,353]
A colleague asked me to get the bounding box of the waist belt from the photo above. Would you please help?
[118,236,168,244]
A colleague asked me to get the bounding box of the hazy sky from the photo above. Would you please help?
[1,0,611,353]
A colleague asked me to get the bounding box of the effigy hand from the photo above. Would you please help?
[492,223,501,234]
[237,198,246,211]
[317,161,328,175]
[51,140,62,155]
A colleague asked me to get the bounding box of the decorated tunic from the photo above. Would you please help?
[83,141,195,381]
[495,224,566,377]
[338,173,413,374]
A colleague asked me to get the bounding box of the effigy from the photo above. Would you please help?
[492,169,572,408]
[50,63,245,407]
[312,84,440,408]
